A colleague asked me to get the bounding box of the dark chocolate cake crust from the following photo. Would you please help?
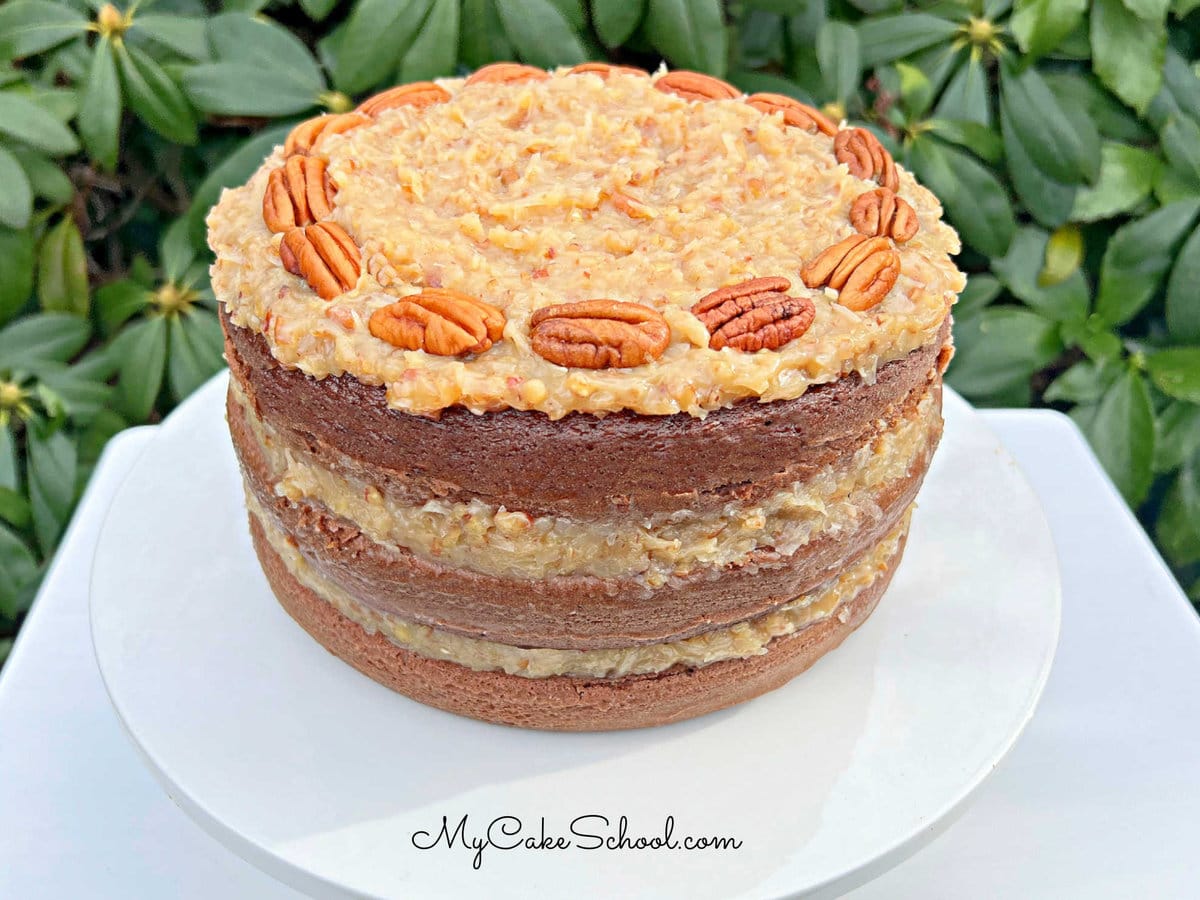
[222,305,949,518]
[248,511,905,731]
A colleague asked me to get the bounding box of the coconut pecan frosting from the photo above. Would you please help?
[208,64,963,418]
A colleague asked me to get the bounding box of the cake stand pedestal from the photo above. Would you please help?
[87,373,1059,899]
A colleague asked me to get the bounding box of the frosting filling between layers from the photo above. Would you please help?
[231,379,937,582]
[248,489,910,679]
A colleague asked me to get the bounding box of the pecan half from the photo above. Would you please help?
[262,156,336,233]
[745,93,836,136]
[568,62,647,78]
[655,71,740,101]
[800,234,900,311]
[284,112,370,156]
[369,289,505,356]
[357,82,451,116]
[465,63,549,86]
[692,276,816,351]
[849,188,918,243]
[279,222,361,300]
[833,128,898,191]
[530,300,670,369]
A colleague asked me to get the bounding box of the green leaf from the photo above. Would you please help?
[26,424,76,557]
[167,311,224,401]
[908,136,1015,259]
[1011,0,1087,59]
[1120,0,1170,18]
[131,14,210,62]
[26,86,76,123]
[1155,163,1200,207]
[185,124,292,245]
[1060,319,1124,361]
[36,216,88,317]
[299,0,341,20]
[593,0,645,46]
[0,226,35,326]
[642,0,727,75]
[460,0,514,66]
[1154,402,1200,473]
[991,226,1089,323]
[936,53,989,127]
[0,1,89,59]
[0,145,32,230]
[896,63,933,119]
[927,119,1002,164]
[0,486,29,530]
[1071,143,1160,222]
[857,14,958,66]
[1157,462,1200,567]
[160,220,195,285]
[0,91,79,155]
[0,428,16,491]
[95,280,149,336]
[947,307,1062,404]
[11,145,73,205]
[1146,348,1200,402]
[1040,224,1083,287]
[116,42,198,145]
[1091,0,1166,113]
[1095,198,1200,327]
[999,60,1099,184]
[816,22,859,104]
[1044,358,1121,405]
[207,14,324,92]
[1045,72,1150,144]
[1166,220,1200,342]
[111,316,167,422]
[728,71,815,103]
[548,0,587,29]
[0,523,38,620]
[1153,48,1200,128]
[1161,116,1200,185]
[1082,367,1156,505]
[332,0,432,94]
[77,39,121,171]
[0,313,89,369]
[956,273,1002,319]
[184,62,321,116]
[27,361,113,424]
[399,0,459,82]
[494,0,587,68]
[77,407,126,472]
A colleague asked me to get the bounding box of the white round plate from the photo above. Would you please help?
[92,372,1059,899]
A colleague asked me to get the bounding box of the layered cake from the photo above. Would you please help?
[209,63,963,731]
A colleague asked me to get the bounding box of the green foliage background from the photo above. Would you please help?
[1,0,1200,665]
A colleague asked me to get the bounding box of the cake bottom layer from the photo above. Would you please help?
[247,512,908,731]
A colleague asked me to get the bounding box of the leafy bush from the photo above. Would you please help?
[1,0,1199,664]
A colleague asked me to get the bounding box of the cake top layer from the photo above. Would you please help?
[208,65,963,419]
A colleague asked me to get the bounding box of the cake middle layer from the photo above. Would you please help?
[229,377,937,582]
[227,362,940,650]
[247,489,912,679]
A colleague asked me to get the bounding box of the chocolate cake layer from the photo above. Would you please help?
[249,511,905,730]
[235,409,933,648]
[223,306,948,517]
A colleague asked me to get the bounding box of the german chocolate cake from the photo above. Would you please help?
[209,63,963,731]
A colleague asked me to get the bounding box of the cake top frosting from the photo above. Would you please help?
[208,64,964,419]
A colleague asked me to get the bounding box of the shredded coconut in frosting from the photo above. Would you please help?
[209,68,962,417]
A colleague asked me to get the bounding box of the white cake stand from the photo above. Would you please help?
[91,372,1060,899]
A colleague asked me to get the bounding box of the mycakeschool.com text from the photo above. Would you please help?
[411,814,744,869]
